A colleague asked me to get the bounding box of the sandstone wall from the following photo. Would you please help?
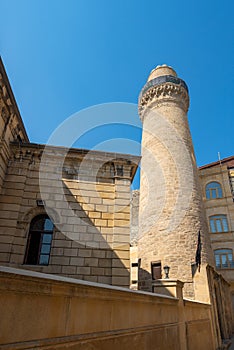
[130,189,139,246]
[0,143,140,287]
[0,58,28,192]
[138,67,214,300]
[199,159,234,326]
[0,266,216,350]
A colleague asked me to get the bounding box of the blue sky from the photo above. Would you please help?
[1,0,233,188]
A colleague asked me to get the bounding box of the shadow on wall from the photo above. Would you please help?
[138,266,175,298]
[206,266,233,344]
[15,179,130,287]
[0,265,216,350]
[138,266,153,292]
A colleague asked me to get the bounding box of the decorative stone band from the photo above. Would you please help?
[138,75,189,120]
[0,63,28,142]
[140,75,188,97]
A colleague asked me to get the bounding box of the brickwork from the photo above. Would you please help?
[1,266,221,350]
[130,189,139,246]
[0,58,28,192]
[0,58,142,288]
[0,59,29,261]
[0,58,233,347]
[0,56,232,315]
[137,65,214,299]
[199,157,234,305]
[130,190,139,288]
[0,143,139,287]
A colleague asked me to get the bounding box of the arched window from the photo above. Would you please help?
[209,215,229,233]
[24,215,54,265]
[205,182,223,199]
[214,249,234,269]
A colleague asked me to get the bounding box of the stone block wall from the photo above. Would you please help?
[130,189,139,245]
[137,65,214,301]
[0,266,217,350]
[0,142,140,287]
[0,58,28,193]
[199,158,234,324]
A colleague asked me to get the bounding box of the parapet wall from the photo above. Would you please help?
[0,266,215,350]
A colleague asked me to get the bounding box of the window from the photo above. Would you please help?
[205,182,223,199]
[209,215,229,233]
[214,249,234,269]
[151,261,162,280]
[24,215,54,265]
[228,168,234,199]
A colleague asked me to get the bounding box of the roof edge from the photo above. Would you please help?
[199,155,234,169]
[0,56,29,142]
[10,141,141,162]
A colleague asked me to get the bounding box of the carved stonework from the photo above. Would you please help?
[11,145,43,165]
[138,83,189,120]
[0,60,28,143]
[17,206,61,227]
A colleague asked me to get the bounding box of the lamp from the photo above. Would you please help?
[163,265,170,279]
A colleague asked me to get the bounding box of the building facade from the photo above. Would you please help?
[0,58,233,348]
[0,57,140,287]
[199,157,234,311]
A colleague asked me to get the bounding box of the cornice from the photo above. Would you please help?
[138,81,189,121]
[0,57,29,142]
[139,75,188,99]
[10,142,141,165]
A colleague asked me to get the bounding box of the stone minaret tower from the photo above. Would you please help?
[138,65,213,300]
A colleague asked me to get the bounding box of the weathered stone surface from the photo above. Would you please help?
[0,266,217,350]
[137,65,214,300]
[0,62,140,288]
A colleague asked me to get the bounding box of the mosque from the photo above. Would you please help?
[0,57,233,349]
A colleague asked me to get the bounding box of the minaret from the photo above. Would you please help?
[138,65,214,300]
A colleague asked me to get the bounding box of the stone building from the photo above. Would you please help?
[199,156,234,313]
[0,57,233,349]
[0,57,140,287]
[137,64,214,301]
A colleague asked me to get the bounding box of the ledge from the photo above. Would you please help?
[0,265,177,301]
[139,74,188,100]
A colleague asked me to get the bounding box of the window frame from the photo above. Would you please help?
[209,214,229,233]
[24,214,54,266]
[228,167,234,199]
[205,181,223,200]
[214,249,234,269]
[151,261,162,280]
